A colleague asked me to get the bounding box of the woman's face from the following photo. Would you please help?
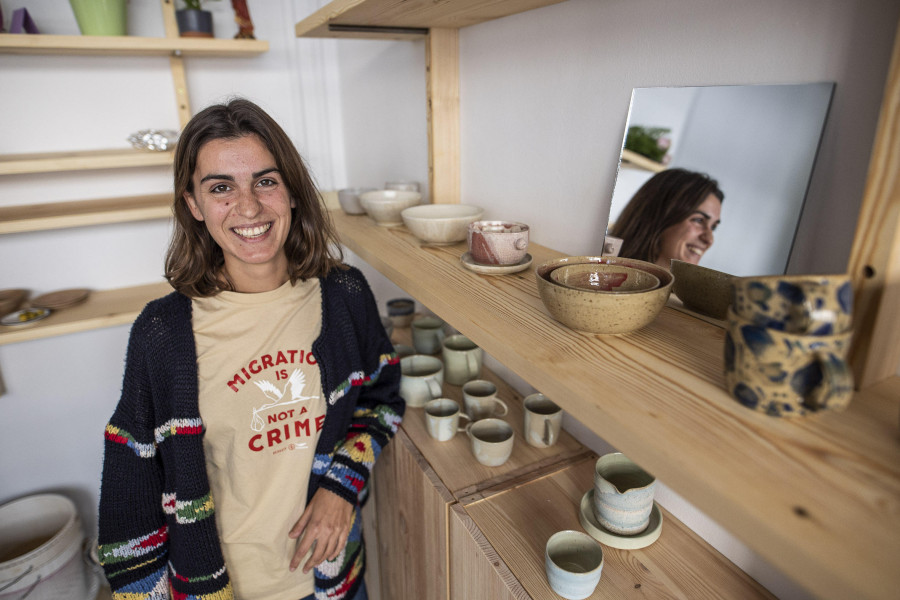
[656,193,722,268]
[184,134,294,292]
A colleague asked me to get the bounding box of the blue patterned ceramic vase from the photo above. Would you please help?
[724,307,854,417]
[731,274,853,335]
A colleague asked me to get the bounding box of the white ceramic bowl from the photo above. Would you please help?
[338,187,376,215]
[536,256,673,335]
[401,204,485,244]
[359,190,422,226]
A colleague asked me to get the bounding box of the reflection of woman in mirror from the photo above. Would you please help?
[609,168,723,269]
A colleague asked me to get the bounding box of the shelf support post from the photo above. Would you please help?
[426,28,460,204]
[161,0,192,128]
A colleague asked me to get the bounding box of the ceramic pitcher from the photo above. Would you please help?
[591,453,656,535]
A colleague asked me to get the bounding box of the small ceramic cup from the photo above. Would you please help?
[393,343,416,359]
[523,393,562,448]
[462,380,509,421]
[467,221,530,266]
[592,453,656,535]
[385,180,421,192]
[424,398,471,442]
[544,530,604,600]
[411,316,446,354]
[724,306,854,417]
[466,418,514,467]
[442,334,483,386]
[399,355,444,408]
[387,298,415,328]
[337,187,376,215]
[731,274,853,335]
[602,235,623,257]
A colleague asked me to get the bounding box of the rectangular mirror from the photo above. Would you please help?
[608,83,835,276]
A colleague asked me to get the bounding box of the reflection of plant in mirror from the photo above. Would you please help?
[625,126,671,163]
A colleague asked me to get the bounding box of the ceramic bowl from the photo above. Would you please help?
[337,187,376,215]
[359,190,422,226]
[535,256,673,334]
[0,289,29,317]
[401,204,484,245]
[670,259,734,320]
[551,263,659,293]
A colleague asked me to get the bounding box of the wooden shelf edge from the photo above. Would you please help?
[0,149,173,175]
[620,148,666,172]
[332,209,900,600]
[0,194,173,234]
[0,33,268,56]
[0,282,172,345]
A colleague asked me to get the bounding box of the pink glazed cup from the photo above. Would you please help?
[467,221,530,266]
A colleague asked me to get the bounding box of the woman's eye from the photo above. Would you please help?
[257,178,277,187]
[211,183,231,193]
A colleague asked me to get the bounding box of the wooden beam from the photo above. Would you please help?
[426,28,460,204]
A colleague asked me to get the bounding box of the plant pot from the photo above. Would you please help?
[176,9,214,38]
[69,0,127,36]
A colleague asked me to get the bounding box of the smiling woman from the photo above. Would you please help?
[609,168,724,268]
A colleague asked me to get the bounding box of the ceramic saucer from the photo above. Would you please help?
[579,489,663,550]
[1,307,51,326]
[460,252,532,275]
[31,288,91,310]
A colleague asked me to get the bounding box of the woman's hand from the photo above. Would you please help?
[289,488,354,573]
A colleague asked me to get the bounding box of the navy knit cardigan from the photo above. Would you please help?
[98,266,404,600]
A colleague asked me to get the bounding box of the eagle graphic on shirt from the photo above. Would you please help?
[250,368,318,432]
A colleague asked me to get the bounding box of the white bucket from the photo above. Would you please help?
[0,494,97,600]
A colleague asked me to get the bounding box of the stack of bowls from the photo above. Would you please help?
[535,256,673,334]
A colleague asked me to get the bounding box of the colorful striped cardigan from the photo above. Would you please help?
[98,266,404,600]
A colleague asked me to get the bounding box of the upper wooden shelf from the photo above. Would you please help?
[331,209,900,600]
[0,149,173,176]
[0,193,172,235]
[0,33,268,56]
[295,0,570,39]
[620,148,666,173]
[0,281,172,346]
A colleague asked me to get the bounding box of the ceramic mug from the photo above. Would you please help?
[731,274,853,335]
[466,418,514,467]
[411,316,446,354]
[424,398,471,442]
[523,393,562,448]
[442,334,483,385]
[467,221,530,266]
[591,453,656,535]
[544,530,604,600]
[387,298,415,328]
[724,307,854,417]
[399,355,444,408]
[462,380,509,421]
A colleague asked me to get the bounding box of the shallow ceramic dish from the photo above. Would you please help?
[1,307,51,326]
[670,259,733,320]
[359,190,422,226]
[551,263,659,293]
[460,252,532,275]
[579,490,663,550]
[401,204,484,244]
[535,256,673,334]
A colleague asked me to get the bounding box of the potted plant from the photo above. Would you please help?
[176,0,219,38]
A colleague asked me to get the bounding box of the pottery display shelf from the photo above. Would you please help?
[332,208,900,600]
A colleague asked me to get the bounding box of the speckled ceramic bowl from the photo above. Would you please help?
[536,256,673,335]
[551,263,659,293]
[670,259,734,320]
[359,190,422,226]
[401,203,484,244]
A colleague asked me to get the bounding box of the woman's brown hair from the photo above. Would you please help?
[609,168,724,264]
[165,98,344,297]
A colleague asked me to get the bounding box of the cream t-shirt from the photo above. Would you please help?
[193,279,324,600]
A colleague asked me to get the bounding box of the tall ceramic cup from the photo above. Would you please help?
[424,398,471,442]
[442,334,483,385]
[591,453,656,535]
[523,393,562,448]
[731,273,853,335]
[399,355,444,408]
[462,380,509,421]
[544,530,604,600]
[724,307,854,417]
[411,316,446,354]
[466,418,514,467]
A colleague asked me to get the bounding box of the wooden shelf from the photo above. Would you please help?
[0,194,172,234]
[0,149,173,176]
[0,281,172,345]
[332,209,900,600]
[620,148,666,172]
[0,33,268,57]
[295,0,570,39]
